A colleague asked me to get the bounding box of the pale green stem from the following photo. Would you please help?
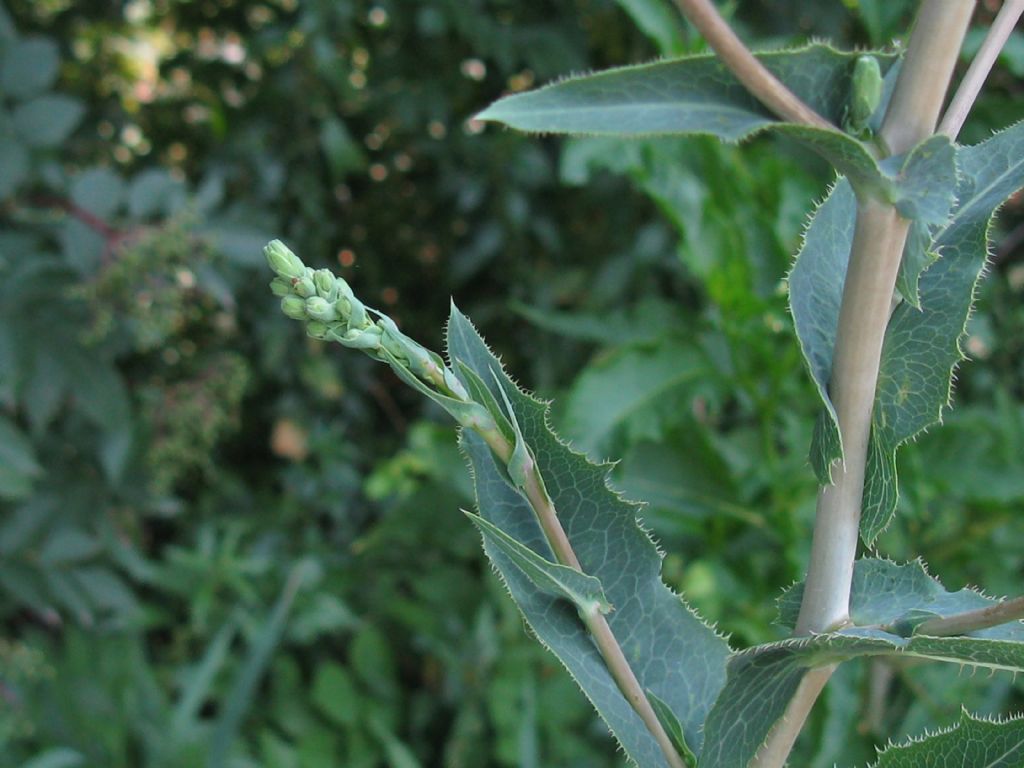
[938,0,1024,139]
[755,3,976,766]
[672,0,834,129]
[478,429,687,768]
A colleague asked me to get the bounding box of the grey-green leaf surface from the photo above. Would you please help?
[863,121,1024,541]
[702,622,1024,767]
[788,180,856,482]
[700,630,902,768]
[477,45,896,187]
[647,690,697,767]
[790,134,960,486]
[446,305,729,766]
[778,558,1024,638]
[871,710,1024,767]
[464,511,612,616]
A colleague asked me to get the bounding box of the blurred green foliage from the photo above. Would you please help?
[1,1,1023,766]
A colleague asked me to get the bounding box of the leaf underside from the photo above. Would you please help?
[446,305,729,767]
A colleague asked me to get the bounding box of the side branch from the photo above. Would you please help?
[673,0,834,129]
[915,596,1024,637]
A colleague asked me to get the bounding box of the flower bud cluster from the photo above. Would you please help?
[264,240,469,401]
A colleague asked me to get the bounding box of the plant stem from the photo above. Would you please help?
[478,428,686,768]
[878,1,976,155]
[672,0,834,129]
[755,4,976,766]
[915,595,1024,637]
[938,0,1024,139]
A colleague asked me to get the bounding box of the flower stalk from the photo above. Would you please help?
[265,240,687,768]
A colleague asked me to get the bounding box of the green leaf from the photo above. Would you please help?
[704,622,1024,767]
[477,45,897,187]
[700,630,902,768]
[863,121,1024,541]
[0,137,29,198]
[312,662,360,726]
[446,305,729,766]
[613,0,688,56]
[128,168,186,218]
[646,689,697,767]
[21,748,86,768]
[778,558,1018,635]
[12,94,84,147]
[464,511,612,616]
[70,167,125,220]
[0,36,60,99]
[788,180,856,482]
[477,45,891,141]
[0,415,42,499]
[789,134,958,493]
[562,338,706,458]
[871,710,1024,767]
[886,135,958,308]
[320,117,366,180]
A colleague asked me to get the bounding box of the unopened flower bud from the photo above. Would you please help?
[281,295,307,320]
[270,277,292,297]
[293,276,316,298]
[305,296,337,322]
[306,320,329,339]
[313,269,335,297]
[265,240,305,280]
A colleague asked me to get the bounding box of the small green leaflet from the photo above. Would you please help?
[870,710,1024,767]
[463,511,612,617]
[446,304,729,767]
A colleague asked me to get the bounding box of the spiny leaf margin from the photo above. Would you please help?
[446,303,730,766]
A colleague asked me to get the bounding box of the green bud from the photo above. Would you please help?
[293,276,317,298]
[335,325,383,351]
[305,320,329,338]
[269,277,291,297]
[281,295,307,320]
[313,269,335,297]
[305,296,338,322]
[846,55,882,135]
[265,240,306,280]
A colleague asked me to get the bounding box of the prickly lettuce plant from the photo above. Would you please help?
[267,1,1024,766]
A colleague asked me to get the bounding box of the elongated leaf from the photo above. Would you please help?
[871,710,1024,767]
[789,180,856,481]
[477,45,898,188]
[446,305,729,766]
[702,623,1024,767]
[790,134,959,486]
[863,120,1024,541]
[464,511,612,616]
[700,630,902,768]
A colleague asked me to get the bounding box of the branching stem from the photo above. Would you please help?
[938,0,1024,139]
[673,0,834,129]
[915,595,1024,637]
